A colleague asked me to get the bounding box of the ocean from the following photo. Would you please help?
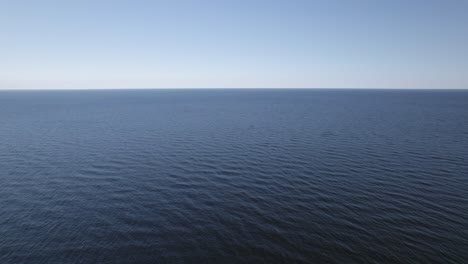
[0,89,467,263]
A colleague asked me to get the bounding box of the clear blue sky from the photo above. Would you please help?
[1,0,467,89]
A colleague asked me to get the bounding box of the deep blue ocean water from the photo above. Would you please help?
[0,89,467,263]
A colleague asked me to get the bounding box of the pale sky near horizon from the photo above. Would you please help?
[1,0,467,89]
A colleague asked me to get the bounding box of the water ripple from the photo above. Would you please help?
[1,90,467,263]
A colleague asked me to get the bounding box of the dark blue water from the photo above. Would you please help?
[1,89,467,263]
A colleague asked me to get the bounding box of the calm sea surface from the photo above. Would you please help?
[0,89,467,263]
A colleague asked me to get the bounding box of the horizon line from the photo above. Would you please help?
[1,87,468,91]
